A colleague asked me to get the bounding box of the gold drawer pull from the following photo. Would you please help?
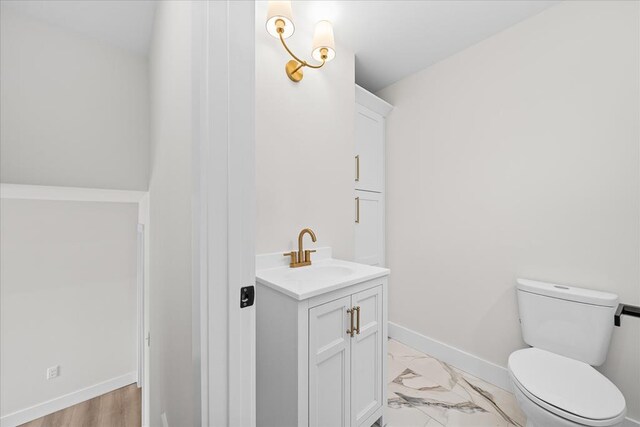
[355,155,360,182]
[355,306,360,335]
[347,307,355,337]
[355,197,360,223]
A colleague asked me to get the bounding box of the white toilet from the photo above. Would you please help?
[509,279,627,427]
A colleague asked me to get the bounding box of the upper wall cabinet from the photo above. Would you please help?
[355,106,384,192]
[355,86,393,194]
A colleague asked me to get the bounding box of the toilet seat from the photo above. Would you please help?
[508,348,626,427]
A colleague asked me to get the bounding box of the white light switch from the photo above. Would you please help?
[46,365,59,379]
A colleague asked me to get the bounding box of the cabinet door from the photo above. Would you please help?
[355,104,383,192]
[351,286,384,426]
[309,296,352,427]
[355,190,384,266]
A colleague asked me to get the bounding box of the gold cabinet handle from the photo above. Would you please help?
[355,197,360,223]
[355,155,360,182]
[346,307,355,337]
[355,306,361,335]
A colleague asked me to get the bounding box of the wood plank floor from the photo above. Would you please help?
[20,384,141,427]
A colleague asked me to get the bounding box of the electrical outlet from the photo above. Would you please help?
[46,365,59,380]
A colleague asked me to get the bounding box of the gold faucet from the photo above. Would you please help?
[283,228,317,268]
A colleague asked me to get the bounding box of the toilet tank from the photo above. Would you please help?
[516,279,618,366]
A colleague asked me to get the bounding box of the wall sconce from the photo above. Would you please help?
[266,1,335,83]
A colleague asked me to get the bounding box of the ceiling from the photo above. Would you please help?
[1,0,157,55]
[3,1,559,89]
[273,1,560,92]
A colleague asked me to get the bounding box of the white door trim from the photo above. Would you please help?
[138,194,150,427]
[192,2,256,426]
[136,224,145,389]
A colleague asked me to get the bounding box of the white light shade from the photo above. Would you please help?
[311,20,336,62]
[266,1,295,39]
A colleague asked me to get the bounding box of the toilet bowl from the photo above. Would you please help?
[511,279,627,427]
[508,348,626,427]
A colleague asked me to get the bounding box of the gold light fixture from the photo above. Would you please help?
[265,0,336,83]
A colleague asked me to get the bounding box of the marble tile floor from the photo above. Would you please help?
[387,339,526,427]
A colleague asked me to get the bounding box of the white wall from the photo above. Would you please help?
[148,2,194,426]
[255,2,356,260]
[379,0,640,420]
[0,8,149,191]
[0,199,138,419]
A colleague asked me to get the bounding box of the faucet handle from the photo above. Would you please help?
[283,251,298,267]
[304,249,317,263]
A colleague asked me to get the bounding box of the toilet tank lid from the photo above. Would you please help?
[516,279,618,307]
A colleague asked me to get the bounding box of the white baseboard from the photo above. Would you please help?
[624,417,640,427]
[0,372,137,427]
[388,322,640,427]
[388,321,512,390]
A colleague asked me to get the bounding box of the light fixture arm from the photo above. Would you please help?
[278,32,326,70]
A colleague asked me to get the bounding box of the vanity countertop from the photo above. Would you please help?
[256,247,390,300]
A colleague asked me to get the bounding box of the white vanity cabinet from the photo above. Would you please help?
[309,285,384,427]
[256,250,389,427]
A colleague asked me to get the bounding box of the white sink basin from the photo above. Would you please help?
[256,249,389,300]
